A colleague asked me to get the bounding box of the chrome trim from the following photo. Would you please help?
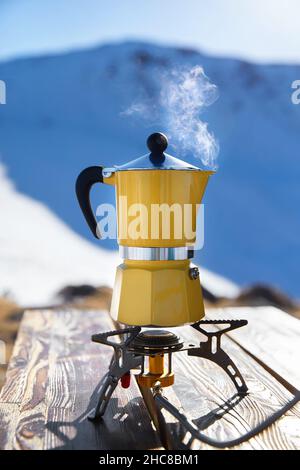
[119,246,194,261]
[117,168,209,172]
[103,166,214,173]
[102,167,116,178]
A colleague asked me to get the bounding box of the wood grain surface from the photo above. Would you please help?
[207,307,300,390]
[0,307,299,450]
[162,322,300,449]
[0,309,160,450]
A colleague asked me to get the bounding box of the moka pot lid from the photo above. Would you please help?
[102,133,215,177]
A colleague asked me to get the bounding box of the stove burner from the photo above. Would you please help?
[131,329,183,353]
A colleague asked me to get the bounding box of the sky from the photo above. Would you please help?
[0,0,300,64]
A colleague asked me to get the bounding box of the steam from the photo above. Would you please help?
[162,66,219,168]
[123,102,149,116]
[123,65,219,169]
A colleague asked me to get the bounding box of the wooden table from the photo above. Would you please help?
[0,307,299,450]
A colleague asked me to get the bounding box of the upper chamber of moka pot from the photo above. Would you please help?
[102,132,215,249]
[76,133,215,325]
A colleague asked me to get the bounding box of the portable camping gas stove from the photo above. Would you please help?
[89,319,250,446]
[88,320,300,449]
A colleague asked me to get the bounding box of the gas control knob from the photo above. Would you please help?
[120,372,131,389]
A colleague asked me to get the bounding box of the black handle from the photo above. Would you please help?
[75,166,103,239]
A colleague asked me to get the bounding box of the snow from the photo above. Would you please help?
[0,165,119,305]
[0,165,237,305]
[200,267,239,299]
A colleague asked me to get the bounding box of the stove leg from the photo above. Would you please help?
[138,384,173,450]
[88,328,143,421]
[89,373,119,421]
[189,319,248,395]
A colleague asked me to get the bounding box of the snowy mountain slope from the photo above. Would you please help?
[0,165,119,304]
[199,267,239,299]
[0,41,299,296]
[0,164,237,304]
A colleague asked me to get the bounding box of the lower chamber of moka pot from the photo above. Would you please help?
[109,259,205,327]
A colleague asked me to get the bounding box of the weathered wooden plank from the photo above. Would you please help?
[159,321,300,450]
[1,307,299,450]
[206,307,300,390]
[0,309,160,450]
[0,314,44,404]
[0,403,20,450]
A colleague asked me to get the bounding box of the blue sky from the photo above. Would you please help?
[0,0,300,63]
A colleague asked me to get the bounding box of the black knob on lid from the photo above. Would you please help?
[147,132,168,155]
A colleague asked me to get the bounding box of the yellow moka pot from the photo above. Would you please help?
[76,133,214,326]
